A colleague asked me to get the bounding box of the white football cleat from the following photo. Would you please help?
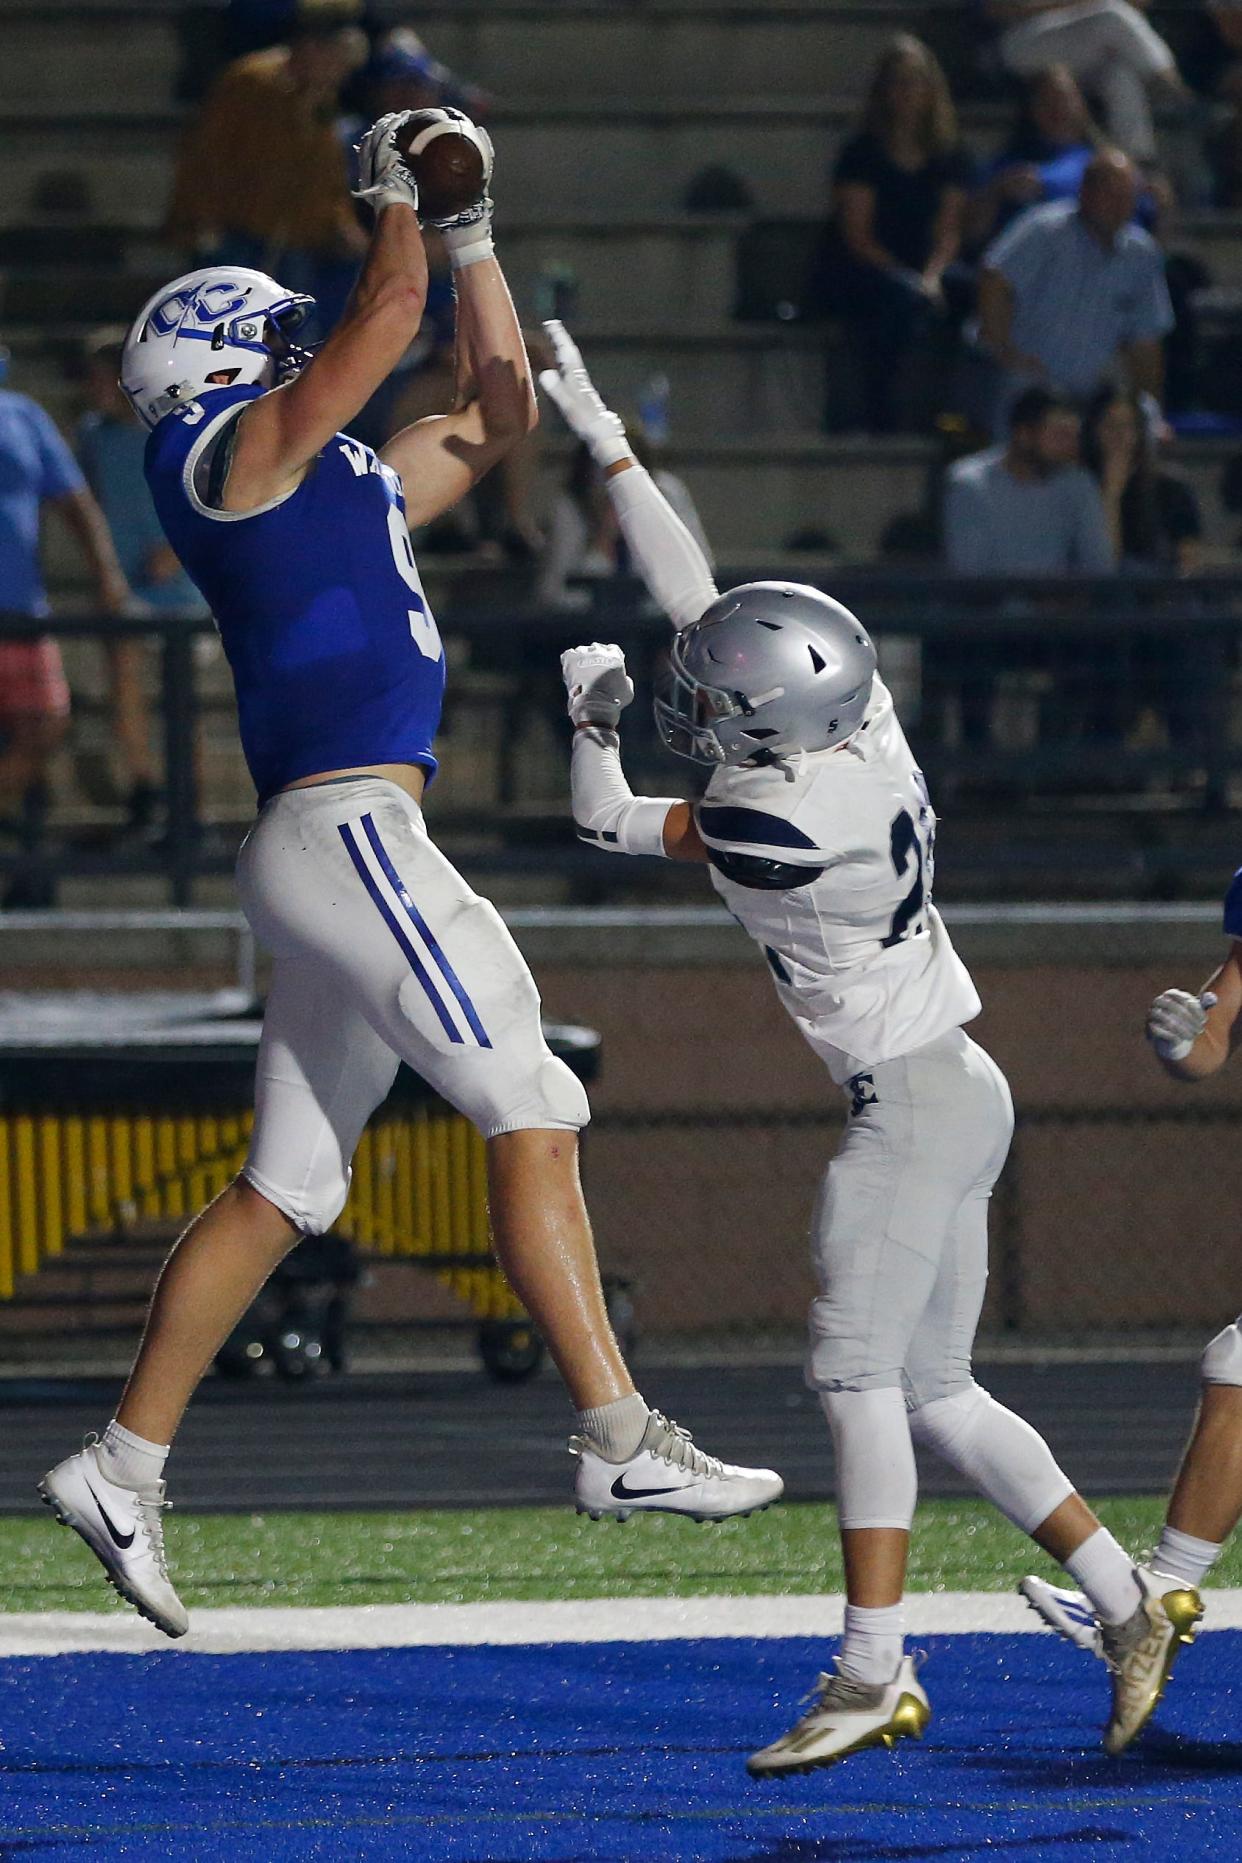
[39,1439,188,1639]
[1100,1565,1203,1756]
[748,1656,931,1778]
[1020,1574,1103,1655]
[571,1410,783,1522]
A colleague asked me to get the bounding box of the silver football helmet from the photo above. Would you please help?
[654,581,878,766]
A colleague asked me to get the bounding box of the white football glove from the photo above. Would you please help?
[561,643,635,729]
[539,321,630,468]
[1147,988,1217,1062]
[353,111,420,213]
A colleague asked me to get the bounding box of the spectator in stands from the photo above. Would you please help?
[1080,385,1206,755]
[984,2,1187,166]
[808,34,974,433]
[969,65,1103,250]
[537,432,712,611]
[942,387,1112,748]
[1081,386,1203,572]
[0,355,132,897]
[165,1,368,335]
[363,25,491,121]
[77,333,208,831]
[976,149,1175,428]
[944,387,1112,573]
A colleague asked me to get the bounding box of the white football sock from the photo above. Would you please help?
[576,1393,650,1462]
[97,1419,168,1492]
[1152,1525,1221,1590]
[838,1601,906,1686]
[1065,1526,1143,1626]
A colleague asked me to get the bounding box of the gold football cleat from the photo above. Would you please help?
[1101,1568,1203,1756]
[747,1655,930,1778]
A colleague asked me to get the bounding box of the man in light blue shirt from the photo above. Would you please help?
[944,387,1113,573]
[977,149,1174,427]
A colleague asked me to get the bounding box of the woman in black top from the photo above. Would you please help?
[1082,385,1205,755]
[1082,387,1202,573]
[814,35,973,432]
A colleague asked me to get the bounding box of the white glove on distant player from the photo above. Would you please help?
[539,321,631,468]
[561,643,635,729]
[353,112,420,213]
[1147,988,1217,1061]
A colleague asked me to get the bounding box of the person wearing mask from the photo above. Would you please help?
[810,35,974,433]
[165,3,368,335]
[0,349,132,895]
[977,149,1175,431]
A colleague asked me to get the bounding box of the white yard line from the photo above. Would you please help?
[3,1589,1242,1656]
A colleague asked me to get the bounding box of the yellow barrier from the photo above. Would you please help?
[0,1103,524,1324]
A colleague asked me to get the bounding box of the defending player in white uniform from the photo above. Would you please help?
[37,120,780,1641]
[540,321,1197,1770]
[1024,943,1242,1742]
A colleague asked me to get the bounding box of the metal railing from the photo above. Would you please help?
[5,572,1242,901]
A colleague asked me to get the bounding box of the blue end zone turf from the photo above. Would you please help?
[2,1633,1241,1860]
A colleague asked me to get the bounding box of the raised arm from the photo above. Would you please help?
[221,113,432,512]
[379,170,539,526]
[539,321,719,631]
[562,643,705,863]
[1147,942,1242,1082]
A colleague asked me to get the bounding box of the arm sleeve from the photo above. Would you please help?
[605,463,720,631]
[570,726,678,857]
[32,405,86,501]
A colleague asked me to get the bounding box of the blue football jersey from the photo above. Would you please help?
[145,385,446,803]
[1224,866,1242,940]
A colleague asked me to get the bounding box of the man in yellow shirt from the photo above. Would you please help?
[165,4,367,329]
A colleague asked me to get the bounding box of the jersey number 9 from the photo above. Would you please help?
[387,505,443,663]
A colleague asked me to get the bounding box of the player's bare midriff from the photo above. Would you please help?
[278,763,428,804]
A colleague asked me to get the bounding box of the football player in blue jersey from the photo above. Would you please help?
[1024,896,1242,1748]
[39,110,781,1637]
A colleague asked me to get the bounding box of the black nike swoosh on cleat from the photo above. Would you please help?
[609,1473,686,1501]
[84,1480,136,1550]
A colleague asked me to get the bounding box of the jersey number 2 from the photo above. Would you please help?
[882,807,932,948]
[387,505,443,662]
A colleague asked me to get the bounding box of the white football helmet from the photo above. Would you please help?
[121,266,316,430]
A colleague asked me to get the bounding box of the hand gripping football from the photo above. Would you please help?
[392,110,491,222]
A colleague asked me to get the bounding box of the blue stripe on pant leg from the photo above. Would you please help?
[337,822,464,1045]
[360,813,493,1049]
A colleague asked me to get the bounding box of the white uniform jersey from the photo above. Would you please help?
[698,680,980,1084]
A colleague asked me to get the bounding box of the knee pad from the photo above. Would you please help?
[806,1297,909,1395]
[1202,1320,1242,1387]
[242,1158,351,1238]
[820,1387,918,1530]
[908,1382,1073,1535]
[482,1053,590,1139]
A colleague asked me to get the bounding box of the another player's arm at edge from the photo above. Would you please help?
[222,201,431,511]
[596,457,706,864]
[1151,943,1242,1082]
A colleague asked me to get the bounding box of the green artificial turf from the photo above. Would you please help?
[3,1497,1236,1615]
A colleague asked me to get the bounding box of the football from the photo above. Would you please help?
[393,113,487,221]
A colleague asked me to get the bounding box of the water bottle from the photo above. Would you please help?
[637,372,671,446]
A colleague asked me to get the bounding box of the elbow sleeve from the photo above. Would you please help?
[606,464,719,631]
[571,727,676,858]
